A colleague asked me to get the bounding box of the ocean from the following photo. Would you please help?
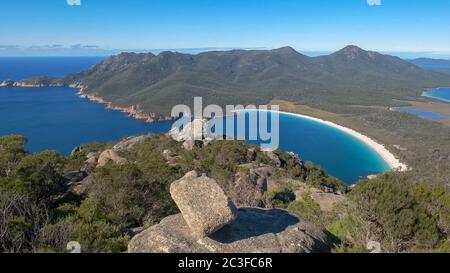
[215,112,390,183]
[424,87,450,103]
[0,57,390,183]
[0,57,173,155]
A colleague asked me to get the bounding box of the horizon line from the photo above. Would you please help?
[1,46,450,59]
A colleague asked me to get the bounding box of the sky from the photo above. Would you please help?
[1,0,450,58]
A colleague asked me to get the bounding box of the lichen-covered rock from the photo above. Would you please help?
[232,163,273,207]
[85,152,98,165]
[71,175,94,195]
[170,173,237,238]
[128,208,331,253]
[162,149,182,166]
[97,149,127,167]
[112,136,147,152]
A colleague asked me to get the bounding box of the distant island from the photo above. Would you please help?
[409,58,450,71]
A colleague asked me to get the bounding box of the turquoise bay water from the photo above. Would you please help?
[424,87,450,103]
[0,57,391,183]
[274,113,390,182]
[213,112,390,183]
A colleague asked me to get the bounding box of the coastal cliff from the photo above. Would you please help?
[1,79,172,123]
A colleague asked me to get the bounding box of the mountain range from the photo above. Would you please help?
[15,45,450,117]
[408,58,450,71]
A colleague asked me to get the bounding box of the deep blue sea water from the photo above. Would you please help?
[396,107,450,119]
[213,112,390,183]
[0,57,173,155]
[0,87,173,155]
[273,113,390,182]
[0,57,391,183]
[424,87,450,103]
[0,57,105,81]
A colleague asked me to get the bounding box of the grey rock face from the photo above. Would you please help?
[170,173,238,238]
[263,150,282,168]
[128,208,331,253]
[128,171,332,253]
[162,149,182,166]
[233,164,273,207]
[97,149,127,167]
[182,140,204,151]
[170,119,210,142]
[85,152,98,165]
[112,136,147,152]
[71,175,94,195]
[64,170,88,183]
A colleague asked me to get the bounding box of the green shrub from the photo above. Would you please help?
[287,192,322,225]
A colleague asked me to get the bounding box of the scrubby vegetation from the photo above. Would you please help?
[0,134,338,253]
[1,133,449,253]
[6,47,449,254]
[283,173,450,253]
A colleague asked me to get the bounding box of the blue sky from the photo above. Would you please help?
[1,0,450,57]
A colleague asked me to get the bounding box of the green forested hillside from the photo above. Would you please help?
[39,46,450,116]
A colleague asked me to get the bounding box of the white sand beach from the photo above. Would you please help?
[237,109,409,172]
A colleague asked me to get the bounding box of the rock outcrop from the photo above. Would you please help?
[128,172,332,253]
[112,136,147,152]
[232,163,273,207]
[96,149,127,167]
[262,150,281,168]
[128,208,331,253]
[85,152,99,165]
[64,170,88,183]
[170,119,210,142]
[170,172,238,238]
[71,175,94,195]
[170,119,215,150]
[0,80,14,87]
[162,149,182,166]
[295,184,346,212]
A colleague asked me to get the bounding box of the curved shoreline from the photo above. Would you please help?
[0,81,172,123]
[422,87,450,103]
[2,81,409,172]
[237,109,409,172]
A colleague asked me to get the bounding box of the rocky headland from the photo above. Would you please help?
[128,171,332,253]
[1,79,172,123]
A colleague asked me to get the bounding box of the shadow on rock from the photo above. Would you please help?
[210,208,299,243]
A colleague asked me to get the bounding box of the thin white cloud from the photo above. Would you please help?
[66,0,81,6]
[367,0,382,6]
